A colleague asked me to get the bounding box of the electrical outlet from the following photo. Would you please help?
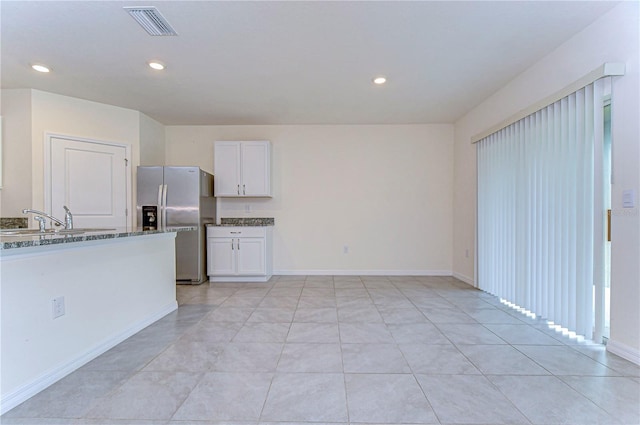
[343,245,349,254]
[52,296,65,319]
[465,249,469,259]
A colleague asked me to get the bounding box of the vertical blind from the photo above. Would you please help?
[477,80,605,338]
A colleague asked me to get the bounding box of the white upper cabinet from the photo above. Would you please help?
[241,142,271,196]
[214,141,271,197]
[214,142,242,196]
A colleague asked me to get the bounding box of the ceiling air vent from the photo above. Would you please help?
[124,6,178,36]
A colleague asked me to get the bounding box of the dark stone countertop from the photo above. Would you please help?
[0,226,195,251]
[208,218,275,227]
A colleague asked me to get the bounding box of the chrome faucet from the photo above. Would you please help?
[34,216,47,232]
[22,206,73,230]
[63,206,74,230]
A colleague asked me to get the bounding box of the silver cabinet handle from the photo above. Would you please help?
[237,184,240,195]
[243,184,246,195]
[231,239,234,250]
[230,231,241,234]
[237,239,240,250]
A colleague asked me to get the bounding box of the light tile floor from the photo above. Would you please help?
[2,275,639,425]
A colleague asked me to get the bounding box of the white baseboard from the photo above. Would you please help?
[0,301,178,415]
[209,275,272,282]
[452,272,475,286]
[274,269,452,276]
[606,339,640,365]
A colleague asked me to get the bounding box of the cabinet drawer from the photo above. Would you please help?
[207,226,267,238]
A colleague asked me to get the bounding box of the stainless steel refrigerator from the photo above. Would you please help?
[136,166,216,283]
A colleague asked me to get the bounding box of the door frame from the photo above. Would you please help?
[44,133,133,228]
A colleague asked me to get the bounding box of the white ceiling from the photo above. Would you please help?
[1,1,618,125]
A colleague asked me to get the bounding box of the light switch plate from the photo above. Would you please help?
[52,296,65,319]
[622,189,636,208]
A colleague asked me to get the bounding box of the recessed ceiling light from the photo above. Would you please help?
[149,61,165,70]
[32,64,50,73]
[373,76,387,85]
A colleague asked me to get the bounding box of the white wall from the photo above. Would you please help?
[30,90,141,217]
[166,124,454,275]
[453,2,640,359]
[139,113,166,166]
[0,89,149,226]
[0,90,32,217]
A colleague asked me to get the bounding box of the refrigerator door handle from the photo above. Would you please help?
[162,184,168,229]
[157,184,164,228]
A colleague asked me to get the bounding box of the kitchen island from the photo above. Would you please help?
[0,227,192,414]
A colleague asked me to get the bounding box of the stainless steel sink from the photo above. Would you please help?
[50,229,87,235]
[72,228,116,233]
[0,228,115,237]
[0,229,44,236]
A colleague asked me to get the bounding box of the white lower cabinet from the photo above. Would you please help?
[207,226,273,282]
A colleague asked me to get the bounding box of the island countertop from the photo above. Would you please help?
[0,226,196,251]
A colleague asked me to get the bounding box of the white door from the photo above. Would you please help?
[50,136,128,229]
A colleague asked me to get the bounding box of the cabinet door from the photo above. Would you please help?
[236,237,265,275]
[207,237,236,276]
[241,142,271,196]
[214,142,242,196]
